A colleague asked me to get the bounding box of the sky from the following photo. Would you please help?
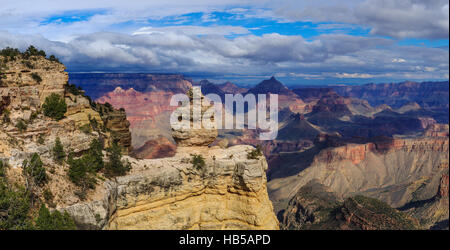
[0,0,448,86]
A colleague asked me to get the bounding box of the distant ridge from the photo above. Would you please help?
[217,81,248,94]
[246,76,296,96]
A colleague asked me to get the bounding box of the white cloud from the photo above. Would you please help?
[132,25,250,36]
[334,73,375,79]
[392,58,406,63]
[273,0,449,39]
[424,66,436,72]
[0,30,447,82]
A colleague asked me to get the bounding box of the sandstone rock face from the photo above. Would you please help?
[96,103,132,152]
[62,145,279,230]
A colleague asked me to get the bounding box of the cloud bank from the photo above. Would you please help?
[0,0,448,83]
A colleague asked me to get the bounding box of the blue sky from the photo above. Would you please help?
[0,0,448,86]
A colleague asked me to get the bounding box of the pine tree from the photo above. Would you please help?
[89,139,104,172]
[52,137,65,164]
[22,153,47,187]
[105,142,130,177]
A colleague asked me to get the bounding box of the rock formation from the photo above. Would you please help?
[63,87,278,230]
[105,145,279,230]
[171,87,218,147]
[95,102,132,153]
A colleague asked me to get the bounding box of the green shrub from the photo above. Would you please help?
[31,73,42,83]
[247,145,263,159]
[89,115,99,131]
[79,124,92,134]
[48,55,60,63]
[105,142,131,177]
[0,160,7,177]
[65,83,82,95]
[22,153,47,186]
[104,102,113,110]
[52,137,66,164]
[23,45,46,58]
[43,189,54,203]
[0,179,33,230]
[191,154,206,171]
[42,93,67,120]
[2,109,10,123]
[22,60,34,69]
[35,204,77,230]
[37,134,45,145]
[15,119,27,133]
[29,111,38,122]
[67,139,105,198]
[0,47,20,61]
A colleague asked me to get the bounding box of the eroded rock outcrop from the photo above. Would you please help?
[63,87,278,230]
[106,145,278,230]
[95,103,132,153]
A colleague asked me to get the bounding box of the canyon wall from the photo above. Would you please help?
[268,134,449,228]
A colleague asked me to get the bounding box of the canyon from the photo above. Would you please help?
[2,51,448,230]
[79,74,449,230]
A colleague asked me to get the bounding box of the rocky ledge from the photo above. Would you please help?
[64,145,279,230]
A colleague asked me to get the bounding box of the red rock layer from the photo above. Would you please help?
[315,137,449,165]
